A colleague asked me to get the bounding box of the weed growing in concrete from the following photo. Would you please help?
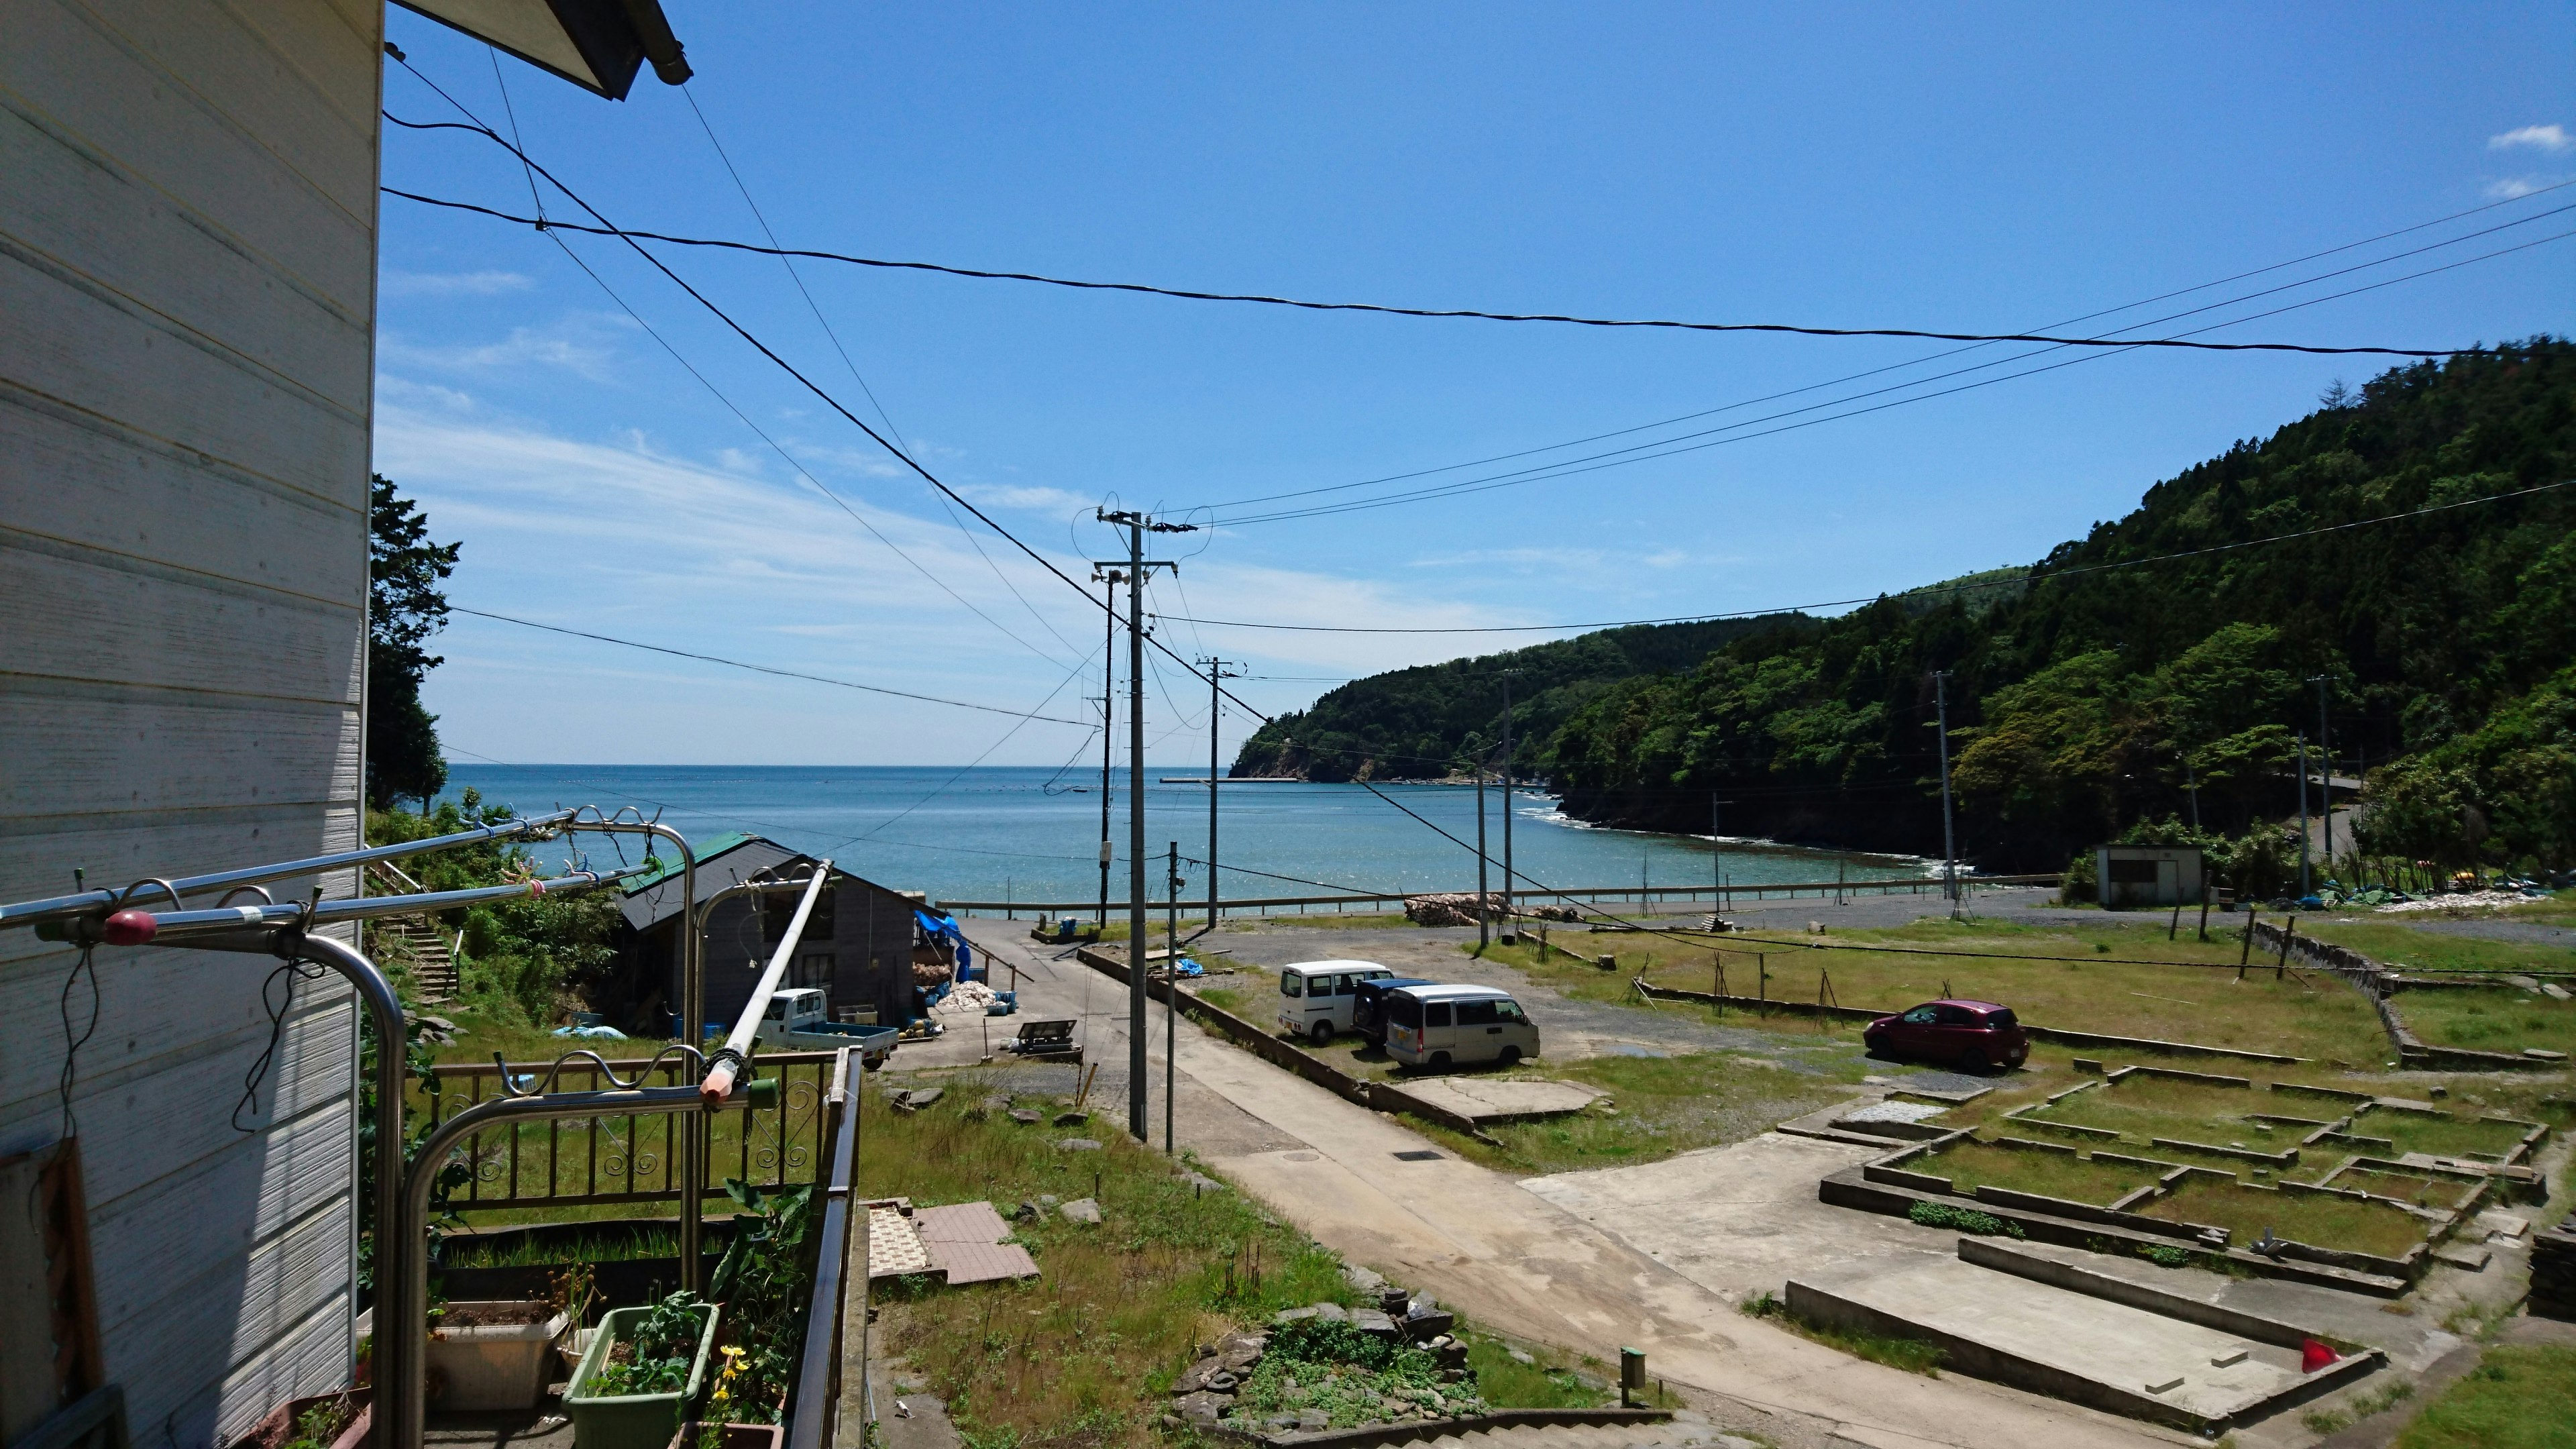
[1738,1291,1945,1377]
[1906,1200,2025,1238]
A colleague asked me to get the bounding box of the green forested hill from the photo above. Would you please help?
[1230,616,1795,781]
[1239,339,2576,879]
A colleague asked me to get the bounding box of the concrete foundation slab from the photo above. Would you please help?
[1789,1252,2374,1430]
[1397,1077,1603,1122]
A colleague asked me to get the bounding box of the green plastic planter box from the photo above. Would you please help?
[564,1303,721,1449]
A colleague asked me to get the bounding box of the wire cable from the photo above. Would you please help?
[383,93,1276,730]
[452,605,1093,723]
[1154,477,2575,632]
[1208,227,2576,527]
[1194,194,2576,515]
[379,186,2491,357]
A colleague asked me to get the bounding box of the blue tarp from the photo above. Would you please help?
[916,908,975,978]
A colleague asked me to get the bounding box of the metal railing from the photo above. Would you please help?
[422,1050,845,1210]
[941,873,2065,918]
[788,1049,860,1449]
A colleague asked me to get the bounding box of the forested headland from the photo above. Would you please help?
[1233,339,2576,884]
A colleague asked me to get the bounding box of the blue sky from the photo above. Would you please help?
[378,3,2575,769]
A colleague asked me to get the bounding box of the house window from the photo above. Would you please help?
[763,885,837,943]
[794,953,835,989]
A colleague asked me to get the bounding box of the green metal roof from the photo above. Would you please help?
[617,830,759,896]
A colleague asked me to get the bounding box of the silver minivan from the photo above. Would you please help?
[1381,984,1540,1071]
[1276,959,1395,1043]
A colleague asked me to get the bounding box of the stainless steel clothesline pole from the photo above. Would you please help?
[52,867,646,946]
[0,810,582,929]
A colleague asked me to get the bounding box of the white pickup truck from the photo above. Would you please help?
[749,987,898,1068]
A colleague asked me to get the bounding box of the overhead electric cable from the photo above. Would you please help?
[682,85,1081,660]
[379,186,2493,357]
[383,95,1275,731]
[390,69,1072,673]
[1153,477,2575,633]
[1208,228,2576,526]
[1195,193,2576,514]
[453,606,1093,724]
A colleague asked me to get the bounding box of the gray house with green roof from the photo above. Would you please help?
[611,833,925,1033]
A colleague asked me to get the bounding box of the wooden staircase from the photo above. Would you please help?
[368,861,461,1003]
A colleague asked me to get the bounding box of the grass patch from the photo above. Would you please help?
[1624,916,2391,1063]
[1405,1051,1862,1177]
[1456,1332,1615,1409]
[2395,988,2576,1060]
[441,1222,681,1267]
[2394,1344,2576,1449]
[861,1077,1356,1448]
[1915,1140,2160,1206]
[1739,1291,1942,1376]
[2297,919,2576,975]
[2322,1168,2482,1212]
[2139,1175,2428,1259]
[2357,1106,2536,1161]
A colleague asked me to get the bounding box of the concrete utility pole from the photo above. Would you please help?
[1090,569,1122,931]
[1933,671,1958,916]
[1476,765,1491,951]
[2297,731,2311,899]
[1711,794,1733,920]
[1202,657,1239,934]
[1166,840,1181,1155]
[2311,675,2333,869]
[1095,508,1189,1142]
[1499,669,1519,936]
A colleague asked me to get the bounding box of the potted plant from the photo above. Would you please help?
[566,1292,721,1449]
[425,1301,570,1411]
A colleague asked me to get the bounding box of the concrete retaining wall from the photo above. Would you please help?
[1631,983,2306,1063]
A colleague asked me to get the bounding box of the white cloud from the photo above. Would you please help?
[379,317,631,380]
[2489,123,2572,152]
[1642,548,1688,569]
[2485,174,2565,199]
[959,483,1095,514]
[1407,546,1604,570]
[382,268,535,297]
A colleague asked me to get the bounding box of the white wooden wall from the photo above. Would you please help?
[0,1,380,1444]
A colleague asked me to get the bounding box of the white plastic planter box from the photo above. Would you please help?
[426,1301,571,1411]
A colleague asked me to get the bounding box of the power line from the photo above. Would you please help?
[452,605,1095,724]
[1152,477,2576,633]
[383,95,1277,733]
[1206,229,2576,526]
[1193,193,2576,515]
[379,186,2491,357]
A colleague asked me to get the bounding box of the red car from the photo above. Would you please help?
[1864,998,2028,1074]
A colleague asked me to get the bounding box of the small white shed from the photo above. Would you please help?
[2096,845,2206,908]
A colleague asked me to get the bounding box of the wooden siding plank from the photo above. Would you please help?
[0,680,356,820]
[216,0,381,133]
[85,1097,352,1330]
[113,1206,352,1448]
[0,246,368,497]
[78,0,378,155]
[0,388,362,598]
[0,943,353,1131]
[197,1287,353,1449]
[0,539,364,704]
[0,103,372,409]
[0,0,376,308]
[0,997,355,1202]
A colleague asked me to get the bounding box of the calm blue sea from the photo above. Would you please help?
[439,765,1931,908]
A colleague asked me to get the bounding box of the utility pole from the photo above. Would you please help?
[1711,794,1734,922]
[1095,508,1189,1142]
[1089,568,1122,932]
[1500,669,1519,938]
[2183,748,2201,833]
[1166,841,1180,1155]
[1201,657,1240,935]
[1933,672,1958,917]
[2296,731,2311,899]
[1476,764,1491,951]
[2311,675,2333,870]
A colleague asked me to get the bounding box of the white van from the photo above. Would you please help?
[1276,959,1395,1043]
[1381,984,1540,1071]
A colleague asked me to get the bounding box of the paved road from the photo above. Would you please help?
[926,920,2176,1449]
